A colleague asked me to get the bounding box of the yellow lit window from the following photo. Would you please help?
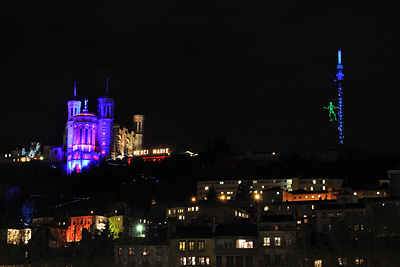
[188,241,195,252]
[198,241,205,251]
[314,259,322,267]
[179,241,186,251]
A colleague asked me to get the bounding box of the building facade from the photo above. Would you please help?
[65,82,144,174]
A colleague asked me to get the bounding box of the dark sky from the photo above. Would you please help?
[1,1,399,155]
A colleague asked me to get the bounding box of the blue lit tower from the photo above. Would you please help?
[67,100,100,174]
[97,79,115,159]
[335,50,345,145]
[66,82,82,154]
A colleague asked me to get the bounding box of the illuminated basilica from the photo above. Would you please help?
[64,81,144,174]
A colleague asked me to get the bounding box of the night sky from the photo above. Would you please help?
[1,1,399,155]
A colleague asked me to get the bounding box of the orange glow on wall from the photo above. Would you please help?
[282,187,337,202]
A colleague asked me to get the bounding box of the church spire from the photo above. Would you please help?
[74,82,77,99]
[106,78,109,96]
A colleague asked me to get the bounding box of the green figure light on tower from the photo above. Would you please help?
[324,101,338,122]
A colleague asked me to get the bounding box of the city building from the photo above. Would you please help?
[213,224,259,267]
[65,81,144,174]
[115,244,169,267]
[197,178,343,201]
[165,201,250,226]
[169,226,213,267]
[258,215,296,267]
[236,151,281,163]
[388,169,400,197]
[66,214,108,242]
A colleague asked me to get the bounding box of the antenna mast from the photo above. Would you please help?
[74,82,77,99]
[336,50,344,145]
[106,78,109,96]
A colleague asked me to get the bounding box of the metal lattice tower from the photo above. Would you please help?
[335,50,344,145]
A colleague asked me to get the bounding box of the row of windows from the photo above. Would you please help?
[303,186,327,191]
[322,211,364,219]
[215,239,253,249]
[72,219,92,225]
[301,180,326,185]
[322,224,365,232]
[119,247,166,257]
[180,256,210,265]
[263,237,279,246]
[264,204,315,211]
[179,241,205,252]
[311,258,365,266]
[216,256,253,267]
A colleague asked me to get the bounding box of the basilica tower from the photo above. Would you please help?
[66,82,81,154]
[133,114,144,150]
[97,79,114,159]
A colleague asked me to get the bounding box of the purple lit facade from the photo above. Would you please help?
[66,88,115,174]
[65,82,144,174]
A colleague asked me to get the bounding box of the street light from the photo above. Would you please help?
[136,224,144,237]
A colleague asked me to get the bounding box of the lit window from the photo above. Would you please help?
[180,257,187,265]
[338,257,347,265]
[274,237,281,246]
[377,191,380,195]
[322,180,326,184]
[297,220,302,224]
[205,186,209,190]
[314,259,322,267]
[220,181,224,185]
[277,192,280,195]
[198,256,206,265]
[311,205,315,210]
[355,258,364,265]
[264,206,269,211]
[198,241,205,251]
[188,241,195,251]
[129,247,135,255]
[263,237,271,246]
[179,241,186,251]
[187,257,196,265]
[236,239,253,248]
[311,187,314,191]
[313,180,317,184]
[322,186,326,190]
